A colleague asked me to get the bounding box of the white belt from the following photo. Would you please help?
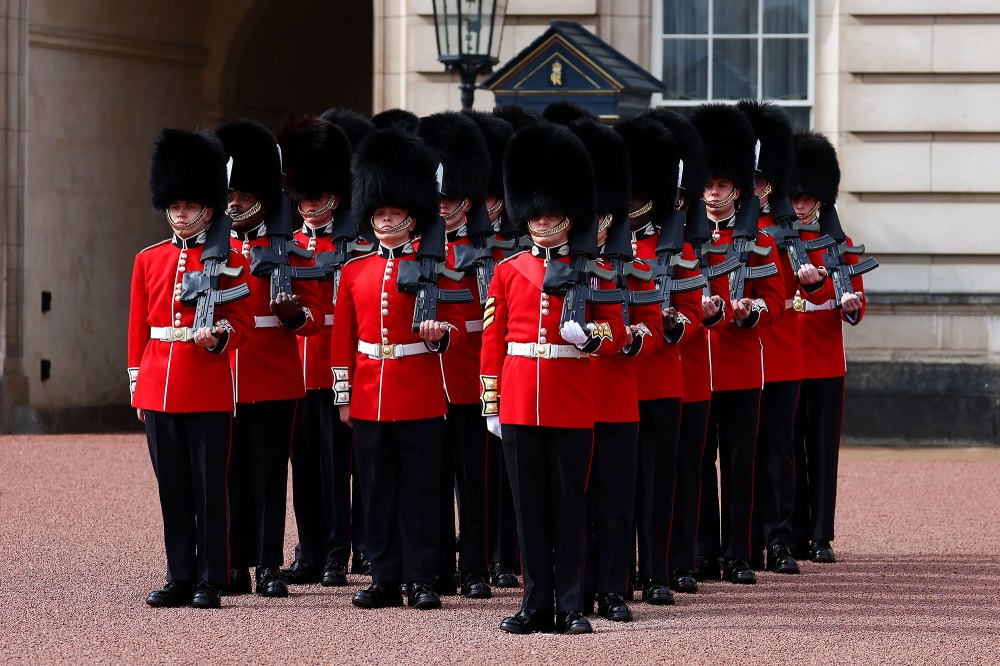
[255,315,282,328]
[325,314,334,326]
[465,319,484,333]
[507,342,588,359]
[149,326,194,342]
[785,299,795,310]
[804,299,837,312]
[358,340,431,360]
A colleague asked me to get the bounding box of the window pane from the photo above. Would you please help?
[714,0,758,35]
[763,0,808,34]
[663,39,708,100]
[763,38,808,100]
[781,106,812,131]
[664,0,708,34]
[713,39,757,99]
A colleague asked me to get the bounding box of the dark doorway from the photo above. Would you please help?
[223,0,373,129]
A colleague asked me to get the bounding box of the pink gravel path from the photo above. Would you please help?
[1,435,998,664]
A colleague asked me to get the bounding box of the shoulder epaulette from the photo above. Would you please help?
[497,250,527,265]
[138,238,171,254]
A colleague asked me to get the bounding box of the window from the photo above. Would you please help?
[652,0,814,130]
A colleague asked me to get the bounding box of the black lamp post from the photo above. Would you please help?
[431,0,507,111]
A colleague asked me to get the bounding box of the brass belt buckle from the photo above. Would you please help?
[171,327,188,342]
[534,343,550,358]
[379,344,396,359]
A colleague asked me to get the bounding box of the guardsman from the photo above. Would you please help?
[217,120,325,598]
[574,116,664,623]
[790,131,865,564]
[277,114,359,588]
[642,107,713,594]
[418,111,496,600]
[462,109,521,589]
[483,122,626,635]
[737,100,831,575]
[319,108,380,577]
[690,104,785,585]
[614,116,703,606]
[331,127,464,611]
[131,128,252,609]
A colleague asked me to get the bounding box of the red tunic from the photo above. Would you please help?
[798,232,867,379]
[631,231,704,401]
[479,249,627,429]
[128,235,253,413]
[436,232,498,406]
[706,218,786,392]
[756,211,832,384]
[330,243,466,422]
[229,229,325,403]
[593,259,664,424]
[294,225,335,390]
[679,243,723,404]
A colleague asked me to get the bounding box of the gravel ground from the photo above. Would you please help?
[1,435,998,665]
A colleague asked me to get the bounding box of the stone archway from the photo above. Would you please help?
[209,0,374,131]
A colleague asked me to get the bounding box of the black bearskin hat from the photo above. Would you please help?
[567,119,631,255]
[371,108,419,132]
[736,99,794,193]
[462,111,514,199]
[641,108,707,201]
[493,102,543,131]
[417,111,491,201]
[690,103,757,196]
[543,101,597,126]
[614,116,680,216]
[215,119,283,213]
[790,131,841,204]
[277,116,353,204]
[318,107,376,149]
[504,122,596,254]
[149,128,228,215]
[351,128,440,235]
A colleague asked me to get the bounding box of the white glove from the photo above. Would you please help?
[559,320,589,345]
[486,415,502,438]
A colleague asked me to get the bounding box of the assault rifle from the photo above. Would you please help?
[313,204,375,305]
[760,193,837,273]
[542,253,623,330]
[179,213,250,331]
[397,215,474,332]
[249,194,326,299]
[726,199,779,302]
[818,205,879,308]
[684,200,741,298]
[453,201,516,305]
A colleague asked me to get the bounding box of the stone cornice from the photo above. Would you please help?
[29,26,208,67]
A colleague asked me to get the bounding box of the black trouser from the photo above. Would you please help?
[290,389,353,567]
[229,399,297,569]
[669,400,710,572]
[635,398,682,583]
[754,380,800,549]
[696,389,761,561]
[144,410,231,586]
[352,453,366,555]
[586,421,639,596]
[503,424,592,613]
[792,376,845,543]
[447,403,490,575]
[435,420,457,582]
[353,417,443,584]
[488,432,519,569]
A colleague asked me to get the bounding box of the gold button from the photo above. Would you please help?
[382,337,389,344]
[541,308,549,315]
[539,336,547,344]
[381,328,389,335]
[387,260,394,267]
[179,252,187,259]
[177,266,185,272]
[382,309,389,315]
[540,328,547,335]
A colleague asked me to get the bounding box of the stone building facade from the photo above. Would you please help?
[0,0,997,442]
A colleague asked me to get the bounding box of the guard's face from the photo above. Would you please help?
[227,189,264,232]
[703,177,739,218]
[754,176,770,202]
[299,192,337,225]
[528,213,571,248]
[485,195,501,223]
[372,206,414,246]
[439,195,467,232]
[166,201,212,239]
[791,194,819,220]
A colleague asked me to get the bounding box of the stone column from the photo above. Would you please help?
[0,1,31,432]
